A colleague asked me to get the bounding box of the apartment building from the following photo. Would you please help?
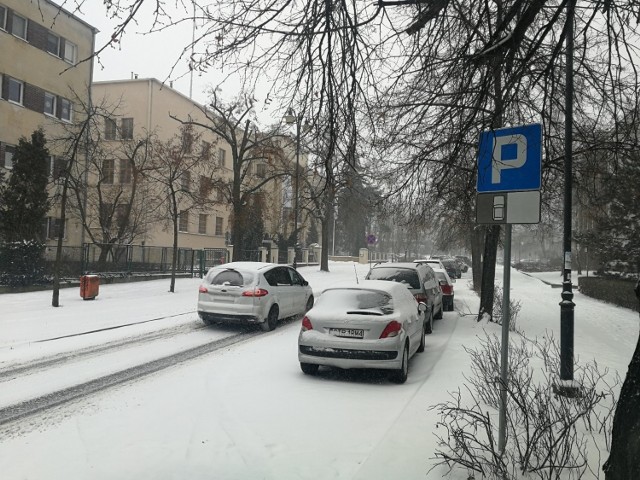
[0,0,96,245]
[91,78,236,250]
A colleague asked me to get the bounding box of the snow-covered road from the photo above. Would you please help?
[0,262,637,479]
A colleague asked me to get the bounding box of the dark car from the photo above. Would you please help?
[440,258,462,279]
[365,262,443,333]
[434,268,455,311]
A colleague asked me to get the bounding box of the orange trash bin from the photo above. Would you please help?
[80,274,100,300]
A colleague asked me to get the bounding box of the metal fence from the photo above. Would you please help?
[0,243,230,284]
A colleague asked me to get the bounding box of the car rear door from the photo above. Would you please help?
[288,268,308,315]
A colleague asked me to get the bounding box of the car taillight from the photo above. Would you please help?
[199,285,208,293]
[380,321,402,339]
[414,294,428,303]
[242,288,269,297]
[301,316,313,332]
[441,285,453,295]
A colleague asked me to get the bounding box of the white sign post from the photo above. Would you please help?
[476,124,542,454]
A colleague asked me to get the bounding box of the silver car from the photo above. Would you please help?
[298,280,428,384]
[198,262,314,331]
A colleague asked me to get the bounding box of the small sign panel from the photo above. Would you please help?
[476,191,541,224]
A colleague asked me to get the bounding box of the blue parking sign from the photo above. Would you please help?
[477,124,542,193]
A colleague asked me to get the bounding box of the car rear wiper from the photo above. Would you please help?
[346,310,384,316]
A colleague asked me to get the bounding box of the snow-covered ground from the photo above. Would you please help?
[0,262,638,479]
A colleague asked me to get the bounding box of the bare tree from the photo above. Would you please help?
[147,124,217,292]
[171,90,296,261]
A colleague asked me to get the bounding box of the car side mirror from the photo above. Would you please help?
[302,280,309,286]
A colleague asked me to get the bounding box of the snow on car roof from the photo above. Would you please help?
[321,279,414,296]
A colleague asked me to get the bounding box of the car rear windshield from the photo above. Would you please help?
[435,272,448,283]
[366,267,420,289]
[317,289,394,315]
[206,269,254,286]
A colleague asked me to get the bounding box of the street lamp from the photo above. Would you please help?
[284,109,301,269]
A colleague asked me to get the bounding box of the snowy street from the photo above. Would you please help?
[0,262,638,479]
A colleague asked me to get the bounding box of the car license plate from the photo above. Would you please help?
[329,328,364,339]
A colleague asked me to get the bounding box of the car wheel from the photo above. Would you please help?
[305,295,314,312]
[417,321,426,353]
[201,315,214,326]
[425,309,433,335]
[261,305,279,332]
[390,342,409,384]
[300,363,319,375]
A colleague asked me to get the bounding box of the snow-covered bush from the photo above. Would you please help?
[492,285,521,332]
[432,332,618,479]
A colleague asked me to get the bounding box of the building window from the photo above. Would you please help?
[64,41,77,64]
[256,163,267,178]
[3,146,14,169]
[102,159,115,184]
[105,118,117,140]
[45,218,65,240]
[182,131,193,154]
[218,148,226,168]
[121,118,133,139]
[201,141,211,158]
[198,214,207,234]
[44,92,57,116]
[46,32,60,56]
[47,156,66,179]
[0,6,6,30]
[215,217,223,236]
[12,13,27,40]
[115,204,128,229]
[199,175,212,197]
[179,211,189,232]
[181,171,190,192]
[119,159,132,184]
[7,78,23,105]
[59,98,72,122]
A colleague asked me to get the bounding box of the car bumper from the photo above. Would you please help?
[198,311,262,325]
[298,332,403,370]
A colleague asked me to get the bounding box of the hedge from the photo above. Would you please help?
[578,276,639,312]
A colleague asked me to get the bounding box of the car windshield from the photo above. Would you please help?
[366,267,420,289]
[317,288,395,315]
[206,268,254,286]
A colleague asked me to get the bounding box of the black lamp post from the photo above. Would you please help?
[284,109,301,269]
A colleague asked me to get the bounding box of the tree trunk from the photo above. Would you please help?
[604,285,640,479]
[478,224,500,321]
[471,226,484,291]
[52,173,70,307]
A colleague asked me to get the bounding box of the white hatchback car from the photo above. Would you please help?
[198,262,314,331]
[298,280,427,383]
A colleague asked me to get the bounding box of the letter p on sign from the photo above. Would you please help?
[492,134,527,184]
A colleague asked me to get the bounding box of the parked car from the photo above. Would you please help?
[414,258,445,272]
[440,257,462,279]
[298,280,428,383]
[434,268,455,311]
[452,257,469,273]
[365,262,443,332]
[197,262,314,331]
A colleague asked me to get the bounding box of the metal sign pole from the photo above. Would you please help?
[498,223,512,453]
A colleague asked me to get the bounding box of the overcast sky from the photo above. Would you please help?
[76,2,275,122]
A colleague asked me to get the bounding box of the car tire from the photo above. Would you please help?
[201,314,214,326]
[390,343,409,384]
[261,305,279,332]
[425,309,433,335]
[300,363,319,375]
[417,321,426,353]
[305,296,314,312]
